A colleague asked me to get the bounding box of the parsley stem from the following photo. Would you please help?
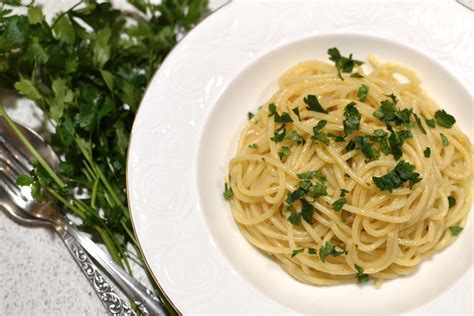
[45,187,85,217]
[0,107,65,188]
[91,177,99,209]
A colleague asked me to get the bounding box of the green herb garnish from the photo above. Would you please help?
[448,226,463,236]
[304,95,328,113]
[278,146,291,159]
[355,136,379,160]
[285,130,305,145]
[435,110,456,128]
[440,133,449,147]
[223,183,233,200]
[372,160,421,192]
[355,264,370,283]
[288,214,302,225]
[248,112,255,120]
[268,103,293,123]
[414,113,427,134]
[424,147,431,158]
[308,183,328,199]
[373,94,413,127]
[425,118,436,128]
[271,124,287,142]
[345,140,356,152]
[340,189,349,197]
[350,72,364,78]
[357,84,369,102]
[312,120,330,145]
[292,107,301,120]
[300,199,315,223]
[332,198,346,211]
[343,102,361,135]
[319,241,346,263]
[308,247,317,255]
[327,47,364,80]
[291,248,305,258]
[448,196,456,208]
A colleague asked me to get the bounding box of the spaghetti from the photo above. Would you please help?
[225,50,472,287]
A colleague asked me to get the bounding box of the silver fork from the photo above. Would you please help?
[0,117,167,316]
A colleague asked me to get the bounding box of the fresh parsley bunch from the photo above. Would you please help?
[0,0,208,310]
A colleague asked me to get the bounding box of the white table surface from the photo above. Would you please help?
[0,1,226,315]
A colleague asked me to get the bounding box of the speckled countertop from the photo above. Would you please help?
[0,1,226,315]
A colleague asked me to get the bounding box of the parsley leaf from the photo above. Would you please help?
[350,72,364,78]
[327,47,364,80]
[285,131,305,144]
[278,146,291,159]
[387,126,412,160]
[288,213,302,225]
[223,183,233,200]
[271,125,287,142]
[424,147,431,158]
[355,136,379,160]
[286,188,306,203]
[373,94,413,127]
[268,103,293,123]
[440,133,449,147]
[304,95,328,113]
[248,143,258,149]
[369,129,390,155]
[300,199,315,223]
[308,247,317,255]
[448,226,463,236]
[332,198,346,211]
[308,183,328,199]
[355,264,370,283]
[425,118,436,128]
[448,196,456,208]
[345,140,356,152]
[435,110,456,128]
[292,107,301,120]
[414,113,427,134]
[14,79,41,100]
[319,241,346,263]
[343,102,361,135]
[291,248,305,258]
[372,160,421,192]
[358,84,369,102]
[312,120,330,145]
[248,112,254,120]
[15,174,33,186]
[340,189,349,197]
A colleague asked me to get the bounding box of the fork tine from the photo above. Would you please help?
[1,174,30,209]
[1,137,32,172]
[2,154,31,180]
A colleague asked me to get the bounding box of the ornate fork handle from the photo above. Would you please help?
[62,222,166,316]
[61,230,136,316]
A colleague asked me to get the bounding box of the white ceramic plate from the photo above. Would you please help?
[127,0,473,314]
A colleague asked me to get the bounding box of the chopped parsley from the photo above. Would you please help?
[300,199,315,223]
[308,247,317,255]
[350,72,364,78]
[435,110,456,128]
[288,213,302,225]
[297,171,326,182]
[248,143,258,149]
[368,129,390,155]
[308,183,328,199]
[271,124,286,142]
[414,113,427,135]
[425,118,436,128]
[332,198,346,211]
[327,47,364,80]
[278,146,291,159]
[291,248,305,258]
[285,131,305,144]
[304,95,328,113]
[319,241,347,263]
[448,196,456,208]
[248,112,254,120]
[286,188,306,203]
[343,102,361,135]
[345,140,356,152]
[355,136,379,160]
[372,160,421,192]
[373,94,413,127]
[358,84,369,102]
[340,189,349,197]
[440,133,449,147]
[292,107,301,120]
[223,183,233,200]
[448,226,463,236]
[268,103,293,123]
[312,120,330,145]
[424,147,431,158]
[388,126,412,160]
[355,264,370,283]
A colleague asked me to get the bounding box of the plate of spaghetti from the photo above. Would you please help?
[127,0,473,314]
